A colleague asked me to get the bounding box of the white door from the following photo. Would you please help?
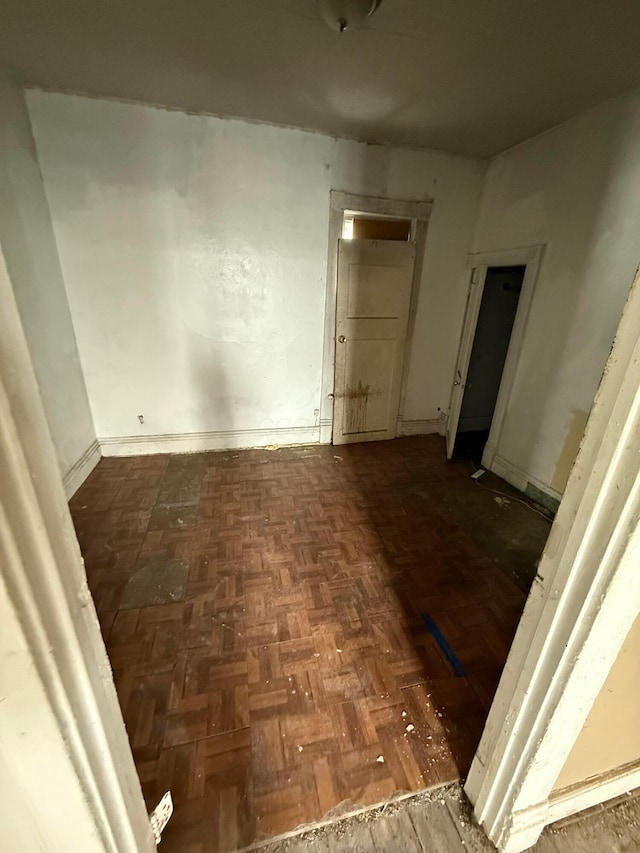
[333,238,416,445]
[445,266,486,458]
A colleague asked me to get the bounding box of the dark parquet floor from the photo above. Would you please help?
[70,436,550,852]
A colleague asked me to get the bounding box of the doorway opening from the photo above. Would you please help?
[454,265,526,464]
[445,246,544,473]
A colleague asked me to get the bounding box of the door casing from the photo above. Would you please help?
[445,245,544,460]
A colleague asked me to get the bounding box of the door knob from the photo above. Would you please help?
[338,335,346,343]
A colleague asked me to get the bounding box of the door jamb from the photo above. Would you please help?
[0,250,154,851]
[445,245,544,461]
[466,264,640,852]
[320,191,432,444]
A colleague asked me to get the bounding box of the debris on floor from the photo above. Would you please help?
[70,436,551,852]
[253,784,640,853]
[149,791,173,844]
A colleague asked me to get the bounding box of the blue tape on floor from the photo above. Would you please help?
[422,612,465,677]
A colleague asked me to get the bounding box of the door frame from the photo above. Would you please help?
[445,244,544,459]
[320,191,432,444]
[0,250,154,849]
[466,264,640,851]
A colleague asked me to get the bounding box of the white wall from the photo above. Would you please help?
[0,76,97,488]
[473,90,640,497]
[16,87,640,490]
[26,91,485,452]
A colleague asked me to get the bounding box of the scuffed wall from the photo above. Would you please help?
[473,90,640,497]
[26,91,484,449]
[0,76,96,481]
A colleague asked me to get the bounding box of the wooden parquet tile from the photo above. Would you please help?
[70,436,548,852]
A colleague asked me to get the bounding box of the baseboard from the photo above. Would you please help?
[476,772,640,853]
[63,439,101,498]
[99,426,321,457]
[547,762,640,826]
[487,451,528,491]
[494,801,550,853]
[488,452,562,512]
[397,418,442,437]
[100,420,445,457]
[524,481,560,515]
[319,419,332,445]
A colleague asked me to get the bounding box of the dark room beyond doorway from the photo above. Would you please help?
[455,265,525,463]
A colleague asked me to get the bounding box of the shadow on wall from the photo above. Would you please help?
[165,113,238,442]
[188,340,234,440]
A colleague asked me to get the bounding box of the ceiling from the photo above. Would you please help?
[2,0,640,158]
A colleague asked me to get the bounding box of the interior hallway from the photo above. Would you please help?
[70,435,551,852]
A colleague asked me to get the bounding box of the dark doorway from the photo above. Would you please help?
[455,265,526,463]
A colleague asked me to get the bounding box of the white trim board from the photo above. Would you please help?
[397,418,441,437]
[63,439,101,498]
[493,764,640,853]
[547,764,640,826]
[99,425,320,457]
[489,452,562,507]
[99,420,442,457]
[319,418,332,445]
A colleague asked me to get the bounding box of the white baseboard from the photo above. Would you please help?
[319,419,332,445]
[397,418,442,437]
[99,420,444,458]
[547,763,640,826]
[497,801,550,853]
[488,451,562,505]
[99,426,321,457]
[63,439,101,498]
